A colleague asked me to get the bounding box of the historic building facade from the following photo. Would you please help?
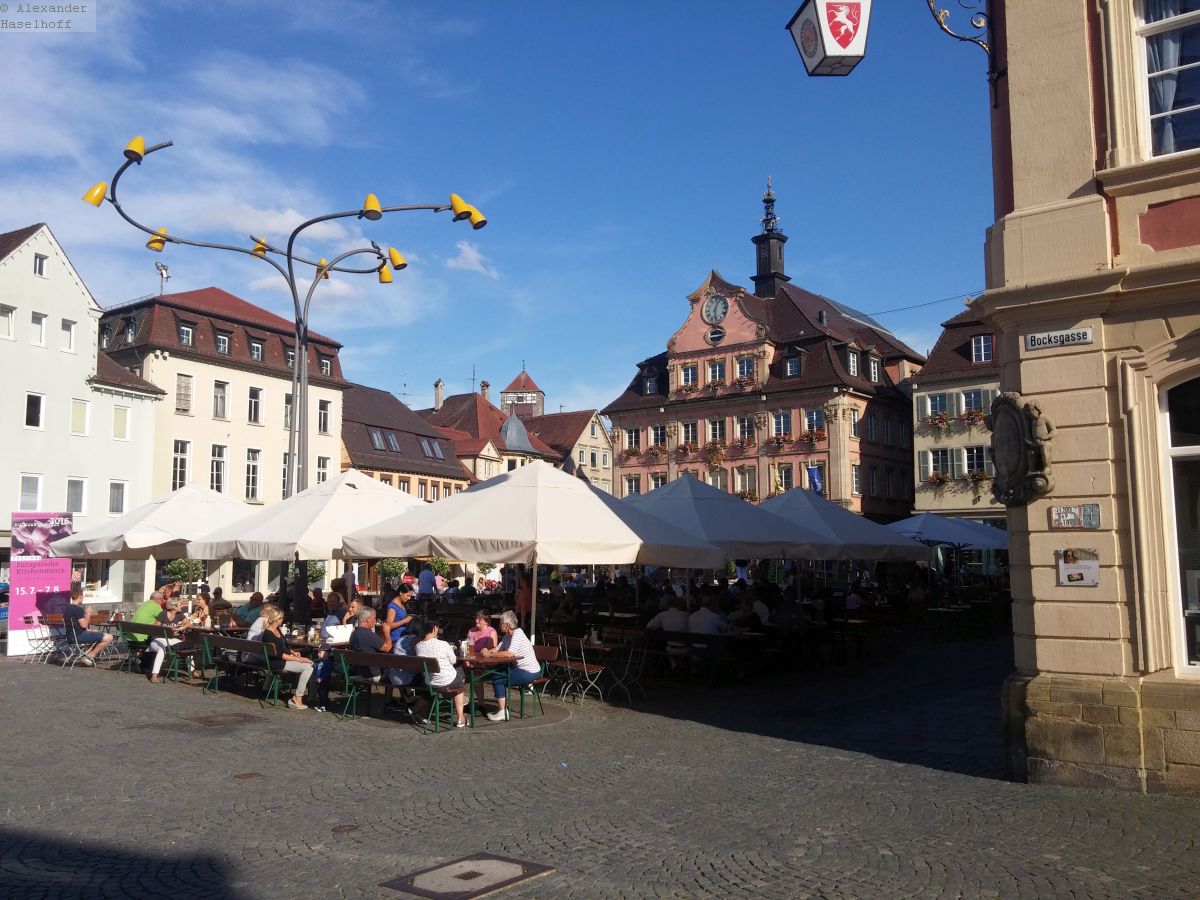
[340,382,471,501]
[909,308,1003,522]
[526,409,615,494]
[604,194,923,518]
[979,1,1200,794]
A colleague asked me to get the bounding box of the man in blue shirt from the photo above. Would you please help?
[417,564,438,601]
[62,584,113,667]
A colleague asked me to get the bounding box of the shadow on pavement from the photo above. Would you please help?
[0,825,248,900]
[635,634,1014,781]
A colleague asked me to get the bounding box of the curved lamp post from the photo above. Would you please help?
[83,136,487,500]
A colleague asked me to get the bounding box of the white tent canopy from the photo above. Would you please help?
[759,487,928,560]
[187,469,424,561]
[343,461,724,569]
[886,512,1009,550]
[49,484,250,560]
[625,476,844,559]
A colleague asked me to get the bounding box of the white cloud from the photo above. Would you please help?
[445,241,499,279]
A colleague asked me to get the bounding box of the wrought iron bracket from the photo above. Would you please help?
[926,0,1007,107]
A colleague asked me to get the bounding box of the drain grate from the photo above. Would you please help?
[185,713,262,728]
[380,853,554,899]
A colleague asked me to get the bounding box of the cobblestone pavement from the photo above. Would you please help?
[2,637,1199,899]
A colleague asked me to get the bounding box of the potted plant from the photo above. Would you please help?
[704,440,726,468]
[735,435,757,450]
[800,427,826,445]
[925,471,953,490]
[962,469,991,485]
[920,411,952,433]
[768,432,792,448]
[958,408,986,428]
[621,447,642,462]
[644,444,665,459]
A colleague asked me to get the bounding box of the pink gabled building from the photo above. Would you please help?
[603,190,924,520]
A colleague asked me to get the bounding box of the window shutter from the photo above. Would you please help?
[985,388,999,413]
[954,392,965,415]
[918,395,930,418]
[918,450,930,483]
[951,448,964,478]
[985,448,996,477]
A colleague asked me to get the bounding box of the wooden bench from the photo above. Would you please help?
[333,651,463,732]
[202,634,295,707]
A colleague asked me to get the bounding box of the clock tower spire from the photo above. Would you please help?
[751,176,790,298]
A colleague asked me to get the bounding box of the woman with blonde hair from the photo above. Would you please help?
[259,604,314,710]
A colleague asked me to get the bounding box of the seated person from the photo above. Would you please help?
[647,596,691,664]
[258,605,314,711]
[342,596,363,626]
[550,593,581,627]
[688,596,728,636]
[234,592,265,626]
[320,591,348,639]
[148,596,197,683]
[467,609,498,654]
[185,595,212,629]
[309,587,326,617]
[386,619,428,722]
[483,610,541,723]
[348,606,390,680]
[413,619,467,728]
[62,584,114,667]
[457,575,478,602]
[129,590,165,658]
[729,596,765,631]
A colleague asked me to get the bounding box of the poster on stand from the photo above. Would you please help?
[7,512,73,656]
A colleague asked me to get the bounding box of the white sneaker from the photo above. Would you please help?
[486,709,509,722]
[76,656,95,667]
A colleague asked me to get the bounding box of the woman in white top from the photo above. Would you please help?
[413,619,467,728]
[482,610,541,722]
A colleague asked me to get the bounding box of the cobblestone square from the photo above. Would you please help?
[2,637,1198,899]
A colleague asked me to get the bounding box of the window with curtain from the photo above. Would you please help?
[1166,377,1200,665]
[1143,1,1200,156]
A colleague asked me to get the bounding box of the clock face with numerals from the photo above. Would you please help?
[701,294,728,325]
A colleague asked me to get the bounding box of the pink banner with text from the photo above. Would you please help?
[9,512,73,633]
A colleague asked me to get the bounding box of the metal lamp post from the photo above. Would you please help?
[84,136,488,624]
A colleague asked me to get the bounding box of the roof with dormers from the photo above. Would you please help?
[341,382,470,482]
[417,392,558,458]
[89,351,166,395]
[908,305,999,387]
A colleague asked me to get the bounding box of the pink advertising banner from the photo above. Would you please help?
[9,512,73,636]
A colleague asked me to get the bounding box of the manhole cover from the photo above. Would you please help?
[185,713,262,728]
[331,824,359,834]
[232,772,263,780]
[380,853,554,899]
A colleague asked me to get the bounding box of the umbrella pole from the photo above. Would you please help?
[529,552,538,643]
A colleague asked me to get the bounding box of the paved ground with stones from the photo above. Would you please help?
[2,636,1199,899]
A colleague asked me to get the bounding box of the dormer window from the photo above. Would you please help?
[215,332,231,355]
[286,349,295,369]
[786,356,800,377]
[99,325,111,349]
[971,334,994,362]
[250,340,263,361]
[178,324,194,347]
[643,375,658,395]
[320,357,331,376]
[847,351,859,376]
[869,357,880,382]
[818,310,827,325]
[125,319,137,342]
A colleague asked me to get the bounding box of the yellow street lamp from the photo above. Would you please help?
[388,247,408,271]
[145,228,167,252]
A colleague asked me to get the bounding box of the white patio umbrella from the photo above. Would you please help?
[343,462,725,636]
[759,488,928,561]
[886,512,1009,551]
[625,475,843,559]
[186,469,424,561]
[49,484,249,560]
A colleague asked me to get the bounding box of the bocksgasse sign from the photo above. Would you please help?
[1025,326,1094,351]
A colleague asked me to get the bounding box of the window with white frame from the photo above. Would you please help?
[99,324,111,348]
[108,480,126,515]
[112,406,129,441]
[708,359,725,383]
[385,431,400,452]
[30,312,46,345]
[680,364,697,386]
[368,427,385,450]
[125,318,137,342]
[19,474,41,511]
[602,452,609,466]
[682,421,699,444]
[643,374,658,395]
[624,474,641,496]
[708,417,726,442]
[651,472,668,489]
[213,381,228,419]
[33,253,47,277]
[0,305,13,339]
[1141,4,1200,157]
[850,409,860,437]
[320,357,331,376]
[318,399,331,434]
[25,392,43,429]
[1166,378,1200,664]
[965,445,992,475]
[60,319,75,352]
[737,415,754,440]
[590,422,597,437]
[178,324,193,347]
[579,449,585,463]
[248,387,262,424]
[281,453,290,496]
[869,357,880,382]
[708,467,728,491]
[971,334,994,363]
[918,447,960,485]
[651,424,667,446]
[175,374,193,415]
[737,357,754,378]
[847,351,859,376]
[283,394,293,430]
[786,356,800,376]
[398,477,410,493]
[774,411,792,436]
[735,466,755,494]
[852,464,861,495]
[419,480,428,499]
[216,332,231,355]
[963,389,984,412]
[210,444,226,493]
[805,408,825,433]
[626,428,640,450]
[250,340,263,361]
[66,478,85,514]
[70,399,88,436]
[245,449,261,501]
[777,463,794,492]
[286,349,295,369]
[172,440,190,490]
[315,458,328,485]
[591,450,598,467]
[929,393,949,416]
[432,483,440,501]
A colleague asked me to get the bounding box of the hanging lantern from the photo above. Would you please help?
[787,0,873,77]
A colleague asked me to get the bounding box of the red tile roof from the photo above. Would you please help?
[418,392,557,457]
[910,305,999,386]
[0,223,43,263]
[525,410,597,456]
[89,351,165,395]
[502,370,542,393]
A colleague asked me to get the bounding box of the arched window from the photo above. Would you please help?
[1166,377,1200,667]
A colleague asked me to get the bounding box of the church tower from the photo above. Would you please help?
[500,368,545,420]
[751,177,790,298]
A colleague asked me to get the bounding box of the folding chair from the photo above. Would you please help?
[559,636,606,702]
[608,640,648,704]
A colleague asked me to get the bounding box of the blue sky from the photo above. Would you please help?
[0,1,994,413]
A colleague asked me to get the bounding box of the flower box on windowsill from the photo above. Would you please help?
[767,433,793,449]
[675,442,699,457]
[924,471,953,489]
[799,428,826,446]
[920,412,952,433]
[958,409,986,429]
[961,469,991,485]
[735,489,758,502]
